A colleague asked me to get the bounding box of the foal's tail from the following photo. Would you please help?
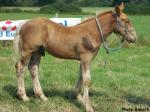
[13,21,26,59]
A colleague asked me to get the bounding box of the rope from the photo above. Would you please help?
[95,15,124,67]
[95,16,110,53]
[95,16,124,54]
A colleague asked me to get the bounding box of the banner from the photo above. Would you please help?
[0,18,81,40]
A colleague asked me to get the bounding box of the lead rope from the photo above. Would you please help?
[95,16,109,67]
[95,16,110,54]
[95,16,110,67]
[95,16,124,54]
[95,15,124,67]
[96,15,125,102]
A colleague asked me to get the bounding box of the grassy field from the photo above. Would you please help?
[0,7,112,13]
[0,8,150,112]
[82,7,113,14]
[0,7,112,20]
[0,12,85,21]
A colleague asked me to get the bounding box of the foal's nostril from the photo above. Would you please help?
[127,37,136,43]
[131,38,136,43]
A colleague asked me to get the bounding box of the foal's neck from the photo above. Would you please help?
[80,11,115,39]
[96,11,115,37]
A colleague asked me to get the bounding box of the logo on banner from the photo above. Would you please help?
[0,18,81,40]
[0,20,17,39]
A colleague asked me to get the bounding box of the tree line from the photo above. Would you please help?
[0,0,150,14]
[0,0,149,7]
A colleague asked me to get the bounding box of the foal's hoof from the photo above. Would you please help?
[86,107,94,112]
[77,94,83,102]
[40,95,48,101]
[21,96,29,102]
[35,92,48,101]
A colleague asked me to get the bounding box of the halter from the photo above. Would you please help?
[95,14,124,53]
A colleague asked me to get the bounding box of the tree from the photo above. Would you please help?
[0,0,15,6]
[112,0,123,6]
[39,0,55,6]
[75,0,112,7]
[64,0,74,4]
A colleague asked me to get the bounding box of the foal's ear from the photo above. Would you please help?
[115,2,125,16]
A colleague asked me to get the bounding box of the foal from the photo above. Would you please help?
[14,3,136,112]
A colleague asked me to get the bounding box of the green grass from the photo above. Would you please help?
[0,13,85,21]
[1,7,40,11]
[1,7,112,13]
[81,7,113,14]
[0,11,150,112]
[0,7,113,20]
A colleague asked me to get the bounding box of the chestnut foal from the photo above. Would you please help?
[14,3,136,112]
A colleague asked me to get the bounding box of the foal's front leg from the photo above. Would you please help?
[28,53,47,101]
[74,64,83,99]
[81,60,94,112]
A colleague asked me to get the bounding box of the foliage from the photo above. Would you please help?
[1,0,150,15]
[0,7,38,13]
[75,0,112,7]
[40,1,82,14]
[111,0,150,15]
[38,0,55,6]
[125,2,150,15]
[0,0,16,6]
[0,0,39,7]
[0,7,22,13]
[112,0,130,6]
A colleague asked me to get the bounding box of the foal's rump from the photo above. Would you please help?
[20,18,50,56]
[13,21,26,58]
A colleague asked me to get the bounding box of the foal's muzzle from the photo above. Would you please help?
[126,37,136,43]
[126,31,137,43]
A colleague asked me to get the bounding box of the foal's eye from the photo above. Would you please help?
[118,20,122,24]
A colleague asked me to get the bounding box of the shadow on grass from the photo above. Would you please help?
[3,84,107,110]
[43,89,83,109]
[3,84,18,99]
[3,84,34,100]
[43,89,107,111]
[3,84,82,109]
[124,94,150,106]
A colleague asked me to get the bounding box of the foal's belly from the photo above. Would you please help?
[45,42,78,59]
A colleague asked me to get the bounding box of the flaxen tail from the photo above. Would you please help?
[13,21,26,59]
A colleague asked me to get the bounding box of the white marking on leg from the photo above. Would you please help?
[29,65,47,101]
[16,61,29,101]
[82,62,94,112]
[83,69,91,100]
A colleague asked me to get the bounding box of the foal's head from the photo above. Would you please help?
[113,3,137,43]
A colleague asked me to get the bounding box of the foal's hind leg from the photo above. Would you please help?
[15,56,30,101]
[28,52,47,101]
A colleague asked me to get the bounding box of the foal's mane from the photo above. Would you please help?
[79,11,113,25]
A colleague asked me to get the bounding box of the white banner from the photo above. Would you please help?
[0,18,81,40]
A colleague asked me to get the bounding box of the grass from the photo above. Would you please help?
[81,7,113,14]
[0,7,113,20]
[0,8,150,112]
[1,7,40,11]
[0,13,85,21]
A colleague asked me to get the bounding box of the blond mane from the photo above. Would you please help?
[80,11,113,24]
